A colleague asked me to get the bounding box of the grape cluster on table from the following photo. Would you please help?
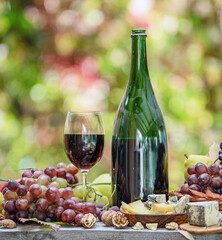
[181,144,222,195]
[1,162,119,226]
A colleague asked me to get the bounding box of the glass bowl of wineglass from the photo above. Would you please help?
[64,111,104,201]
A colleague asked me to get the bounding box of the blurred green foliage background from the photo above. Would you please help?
[0,0,221,190]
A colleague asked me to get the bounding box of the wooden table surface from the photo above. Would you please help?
[0,222,222,240]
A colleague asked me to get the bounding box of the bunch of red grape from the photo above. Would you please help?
[1,162,119,225]
[180,162,222,195]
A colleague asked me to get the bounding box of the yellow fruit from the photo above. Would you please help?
[92,173,111,199]
[0,192,4,213]
[184,155,213,181]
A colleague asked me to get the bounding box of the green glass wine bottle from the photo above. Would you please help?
[112,29,168,206]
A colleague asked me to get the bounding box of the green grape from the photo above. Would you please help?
[54,177,67,188]
[95,195,109,206]
[73,185,84,200]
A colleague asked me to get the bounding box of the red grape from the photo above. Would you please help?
[36,198,49,211]
[198,173,211,186]
[57,168,67,178]
[25,178,36,190]
[67,164,78,176]
[96,203,105,209]
[66,173,75,185]
[61,209,76,223]
[73,202,83,213]
[48,182,60,189]
[44,167,57,178]
[110,206,120,212]
[219,165,222,170]
[37,174,50,186]
[59,188,65,197]
[189,184,201,192]
[82,202,96,214]
[40,185,48,198]
[195,163,208,175]
[46,205,56,217]
[71,197,81,204]
[19,177,27,185]
[15,199,29,211]
[5,213,16,221]
[208,164,219,176]
[62,187,74,199]
[3,188,8,195]
[187,165,196,175]
[31,168,38,174]
[55,206,64,219]
[33,209,46,221]
[45,187,60,203]
[16,210,28,219]
[4,200,16,213]
[63,199,75,210]
[187,174,198,186]
[28,202,36,213]
[4,190,18,200]
[22,191,34,203]
[56,198,64,207]
[29,184,42,198]
[16,185,28,196]
[22,170,33,178]
[33,170,44,178]
[56,163,67,170]
[180,183,189,194]
[75,213,84,226]
[1,200,6,210]
[219,170,222,178]
[99,210,107,221]
[6,180,19,192]
[74,175,78,184]
[211,176,222,189]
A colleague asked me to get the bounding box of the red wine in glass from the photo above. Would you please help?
[64,134,104,171]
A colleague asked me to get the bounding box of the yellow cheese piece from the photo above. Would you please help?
[121,201,152,214]
[151,203,176,214]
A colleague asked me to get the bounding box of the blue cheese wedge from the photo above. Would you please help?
[174,195,190,214]
[186,201,219,227]
[167,196,178,204]
[147,194,166,203]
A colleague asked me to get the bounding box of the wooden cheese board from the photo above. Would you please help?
[120,207,188,228]
[180,223,222,234]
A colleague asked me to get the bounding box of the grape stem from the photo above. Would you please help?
[103,184,116,210]
[184,154,189,159]
[214,158,219,164]
[0,179,9,182]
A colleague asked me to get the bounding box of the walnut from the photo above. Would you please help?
[101,210,116,226]
[132,222,144,230]
[165,222,178,230]
[0,219,16,228]
[81,213,96,228]
[112,211,128,229]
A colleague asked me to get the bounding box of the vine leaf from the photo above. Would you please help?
[205,188,221,199]
[189,189,206,198]
[19,218,61,232]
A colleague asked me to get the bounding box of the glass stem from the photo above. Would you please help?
[82,171,87,202]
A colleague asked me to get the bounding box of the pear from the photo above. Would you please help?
[184,154,213,182]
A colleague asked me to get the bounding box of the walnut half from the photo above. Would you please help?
[112,212,129,229]
[81,213,96,228]
[165,222,178,230]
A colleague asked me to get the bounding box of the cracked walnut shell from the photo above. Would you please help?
[81,213,96,228]
[102,210,116,226]
[0,219,16,229]
[112,212,128,229]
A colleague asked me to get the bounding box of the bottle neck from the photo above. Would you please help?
[129,36,150,88]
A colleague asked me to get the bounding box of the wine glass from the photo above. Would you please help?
[64,111,104,202]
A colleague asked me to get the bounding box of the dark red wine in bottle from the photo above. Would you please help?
[112,29,168,207]
[64,134,104,171]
